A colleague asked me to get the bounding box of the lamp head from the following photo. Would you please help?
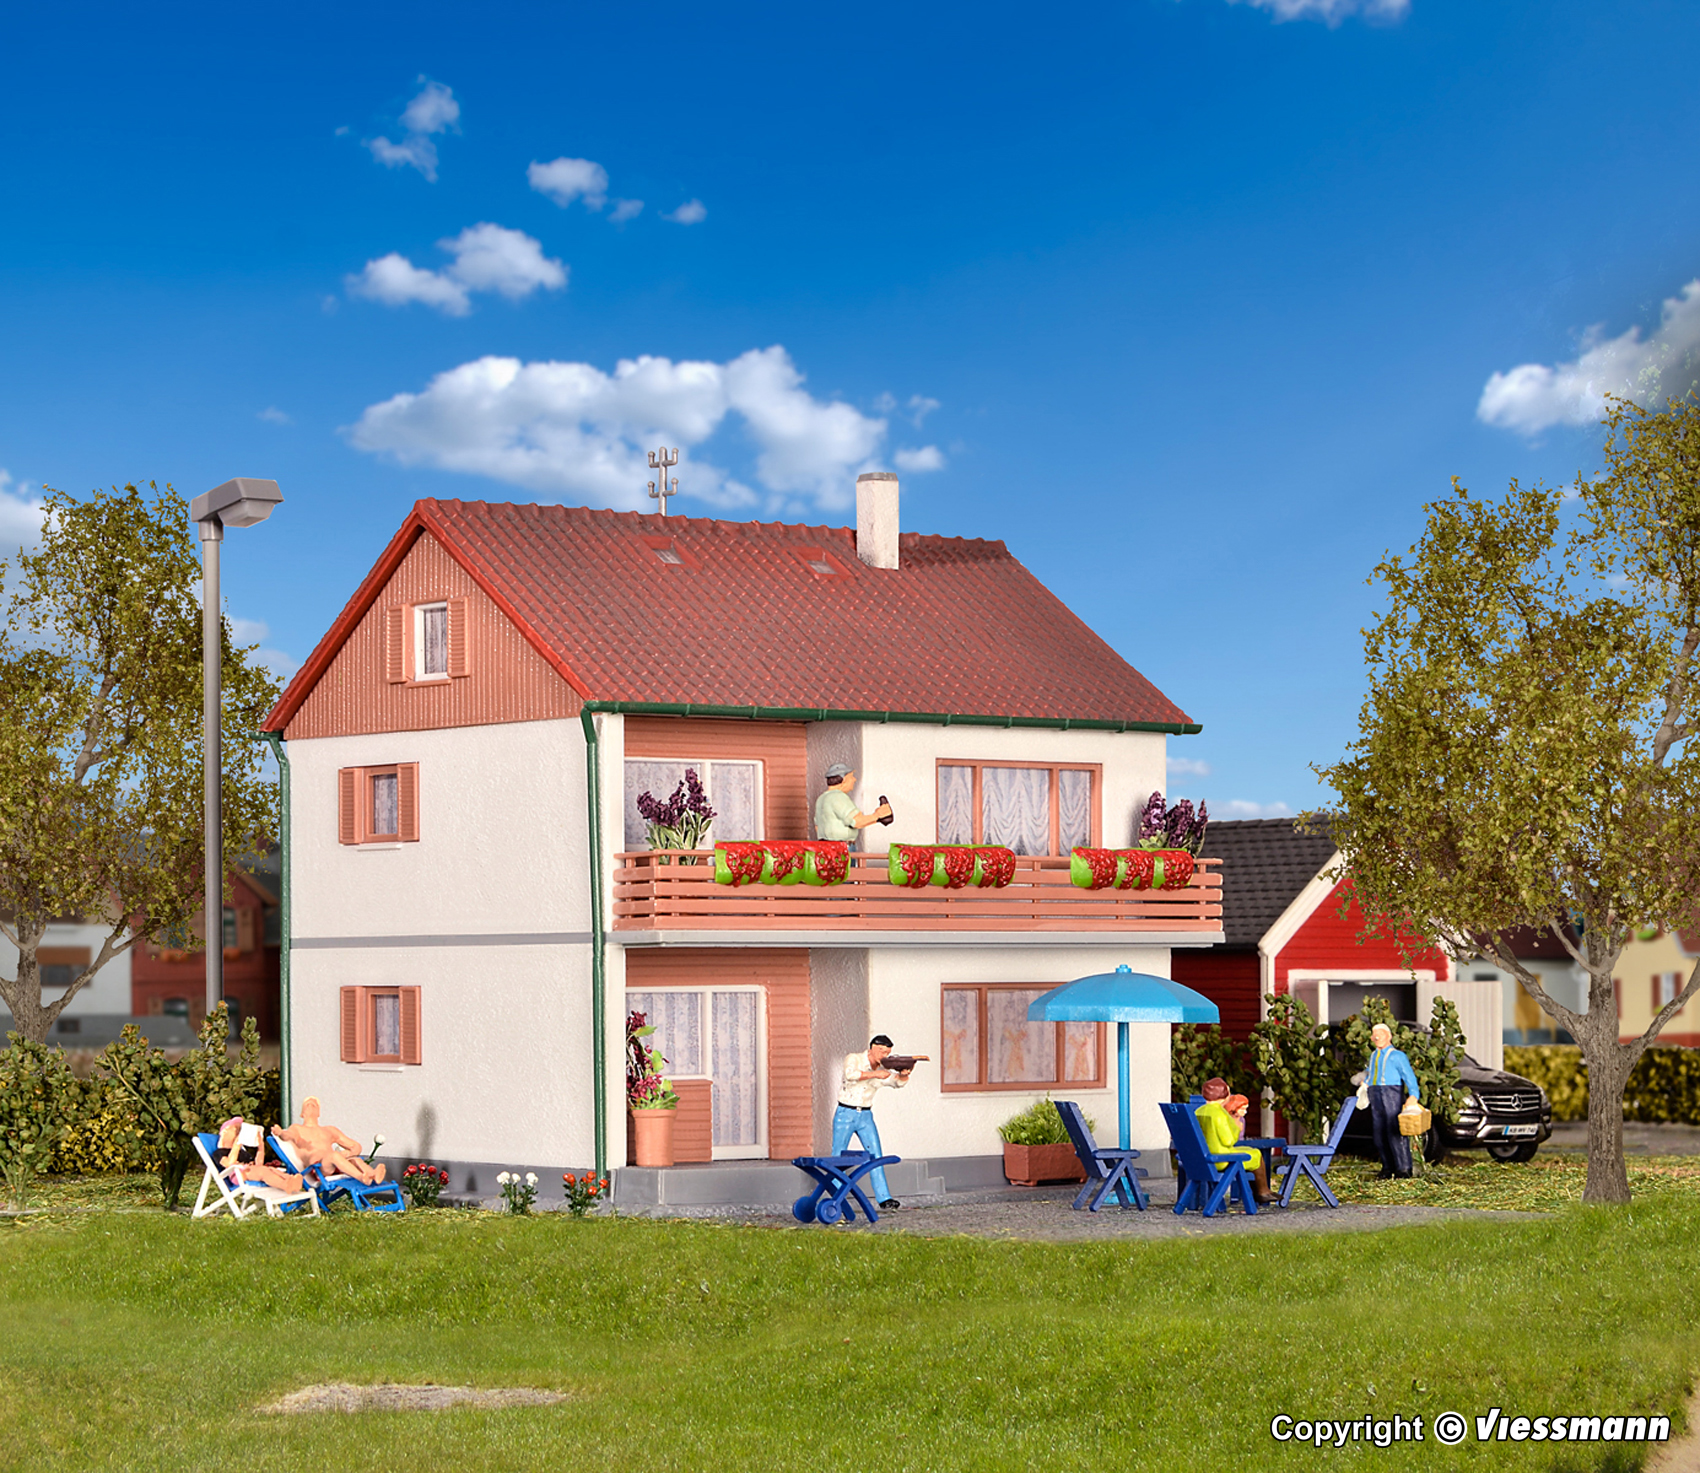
[191,478,282,529]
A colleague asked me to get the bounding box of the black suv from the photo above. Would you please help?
[1344,1044,1553,1163]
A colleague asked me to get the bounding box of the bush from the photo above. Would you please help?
[0,1039,92,1207]
[50,1098,159,1175]
[1170,1023,1258,1103]
[996,1098,1090,1146]
[1503,1044,1700,1125]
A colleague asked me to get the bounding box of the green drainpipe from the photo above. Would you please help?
[261,732,292,1125]
[580,709,608,1180]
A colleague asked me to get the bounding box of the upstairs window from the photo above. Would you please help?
[623,760,762,851]
[416,603,448,679]
[338,764,420,844]
[340,985,422,1064]
[936,761,1098,856]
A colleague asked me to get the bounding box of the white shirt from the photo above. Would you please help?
[838,1051,909,1110]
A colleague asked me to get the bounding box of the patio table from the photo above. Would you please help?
[791,1151,900,1225]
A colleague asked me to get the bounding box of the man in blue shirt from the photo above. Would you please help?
[1364,1022,1422,1179]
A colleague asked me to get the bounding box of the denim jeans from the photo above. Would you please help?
[830,1104,892,1201]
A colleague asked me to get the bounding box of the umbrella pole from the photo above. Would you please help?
[1118,1021,1130,1150]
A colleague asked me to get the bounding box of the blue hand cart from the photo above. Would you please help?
[791,1151,900,1225]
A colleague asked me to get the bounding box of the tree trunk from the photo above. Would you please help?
[0,928,52,1046]
[1575,975,1633,1204]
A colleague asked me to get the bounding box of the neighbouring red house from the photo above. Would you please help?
[130,852,282,1040]
[1169,818,1503,1069]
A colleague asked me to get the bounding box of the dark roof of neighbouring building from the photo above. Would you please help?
[264,500,1199,733]
[1198,817,1338,948]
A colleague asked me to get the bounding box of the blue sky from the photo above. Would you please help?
[4,0,1699,818]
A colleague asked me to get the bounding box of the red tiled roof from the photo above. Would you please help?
[265,500,1197,733]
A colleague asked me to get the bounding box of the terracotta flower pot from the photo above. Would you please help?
[1002,1141,1085,1186]
[630,1107,678,1168]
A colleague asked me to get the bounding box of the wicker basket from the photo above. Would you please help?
[1398,1105,1432,1137]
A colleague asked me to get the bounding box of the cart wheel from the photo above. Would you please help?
[792,1196,817,1223]
[815,1199,842,1225]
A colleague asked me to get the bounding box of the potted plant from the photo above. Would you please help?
[626,1011,680,1167]
[997,1098,1087,1186]
[635,769,716,863]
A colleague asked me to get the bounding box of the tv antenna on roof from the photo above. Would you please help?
[647,447,679,516]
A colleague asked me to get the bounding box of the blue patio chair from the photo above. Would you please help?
[1054,1100,1148,1211]
[1272,1096,1356,1209]
[270,1135,406,1213]
[1159,1102,1259,1217]
[1176,1094,1286,1205]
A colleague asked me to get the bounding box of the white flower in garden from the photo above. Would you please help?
[497,1172,511,1185]
[526,1172,538,1186]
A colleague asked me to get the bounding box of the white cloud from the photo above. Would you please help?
[365,78,460,182]
[1166,755,1213,778]
[894,445,945,472]
[528,157,609,210]
[609,198,644,224]
[0,470,46,555]
[905,394,941,427]
[346,224,565,315]
[1215,799,1295,819]
[664,199,707,224]
[346,345,893,513]
[258,407,291,425]
[1478,279,1700,436]
[1229,0,1408,20]
[347,252,472,315]
[228,617,299,680]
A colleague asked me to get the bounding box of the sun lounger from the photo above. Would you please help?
[189,1132,319,1220]
[270,1135,406,1213]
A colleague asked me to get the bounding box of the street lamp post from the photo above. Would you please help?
[189,478,282,1025]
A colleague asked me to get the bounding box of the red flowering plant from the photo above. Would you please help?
[401,1162,450,1208]
[625,1011,680,1110]
[561,1171,609,1218]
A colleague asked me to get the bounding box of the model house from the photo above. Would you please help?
[1604,926,1700,1047]
[261,474,1225,1204]
[1171,818,1503,1070]
[0,909,139,1045]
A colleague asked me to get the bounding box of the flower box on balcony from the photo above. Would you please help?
[714,840,849,887]
[1069,847,1196,891]
[887,844,1017,890]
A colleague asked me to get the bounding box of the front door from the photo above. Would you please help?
[629,987,766,1159]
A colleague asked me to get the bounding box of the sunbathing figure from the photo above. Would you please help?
[217,1116,303,1194]
[277,1096,387,1184]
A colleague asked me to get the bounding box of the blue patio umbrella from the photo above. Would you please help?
[1027,965,1220,1149]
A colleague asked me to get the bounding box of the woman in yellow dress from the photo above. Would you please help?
[1193,1079,1272,1205]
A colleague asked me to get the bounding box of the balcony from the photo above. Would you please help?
[611,851,1223,947]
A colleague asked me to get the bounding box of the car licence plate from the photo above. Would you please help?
[1504,1124,1538,1138]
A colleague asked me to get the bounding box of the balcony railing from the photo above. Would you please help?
[612,851,1222,935]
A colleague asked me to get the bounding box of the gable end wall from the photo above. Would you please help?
[285,531,580,739]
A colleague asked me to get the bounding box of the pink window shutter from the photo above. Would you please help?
[399,986,422,1064]
[396,763,420,842]
[337,768,358,845]
[340,987,365,1062]
[447,596,470,677]
[384,606,406,684]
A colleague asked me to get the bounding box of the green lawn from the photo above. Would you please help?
[1,1171,1697,1471]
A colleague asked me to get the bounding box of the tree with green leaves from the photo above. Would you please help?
[1316,394,1700,1203]
[0,482,280,1044]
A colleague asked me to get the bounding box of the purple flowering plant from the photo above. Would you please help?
[1137,791,1210,856]
[636,768,716,857]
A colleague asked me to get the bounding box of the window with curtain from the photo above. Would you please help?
[622,760,763,850]
[940,984,1104,1092]
[935,763,1098,855]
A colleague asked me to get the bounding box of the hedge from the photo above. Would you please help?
[1504,1044,1700,1126]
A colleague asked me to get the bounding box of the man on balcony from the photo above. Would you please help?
[814,765,892,845]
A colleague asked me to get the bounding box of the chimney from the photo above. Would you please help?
[855,472,900,570]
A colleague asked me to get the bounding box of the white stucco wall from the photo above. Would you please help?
[852,723,1169,854]
[0,922,133,1014]
[288,718,600,1165]
[862,944,1174,1160]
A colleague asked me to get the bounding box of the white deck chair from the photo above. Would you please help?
[189,1132,320,1220]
